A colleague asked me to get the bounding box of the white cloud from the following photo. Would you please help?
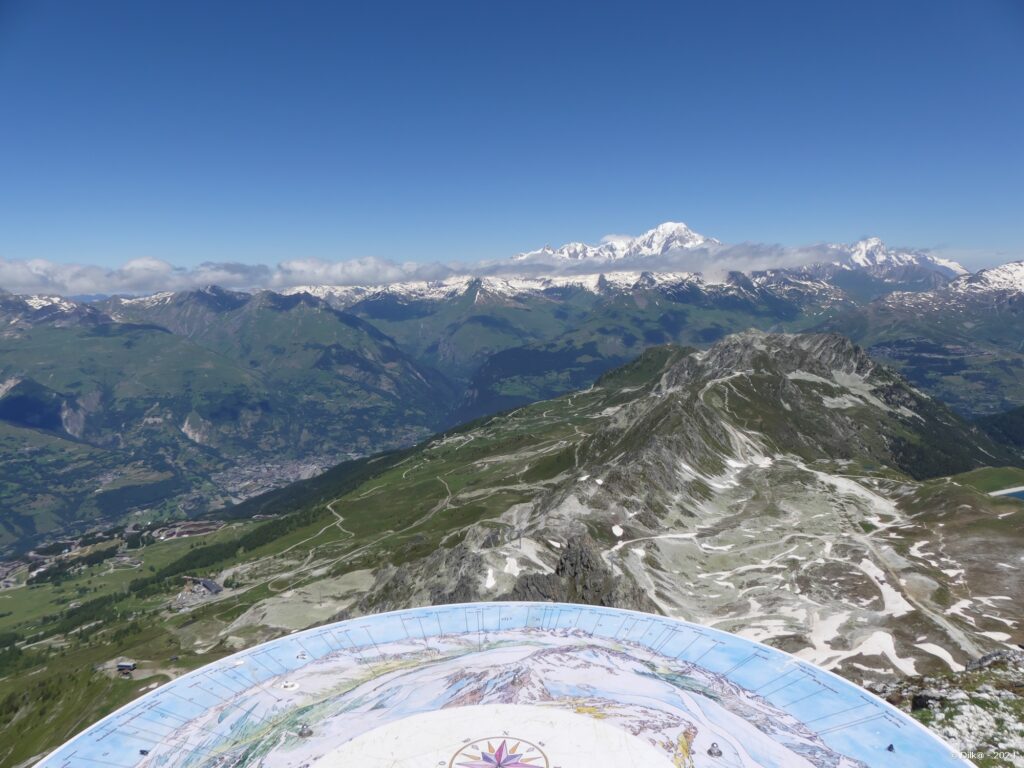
[0,244,847,296]
[0,253,459,297]
[271,257,454,289]
[0,234,1003,298]
[0,256,263,296]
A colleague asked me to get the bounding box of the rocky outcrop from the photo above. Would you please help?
[866,650,1024,760]
[341,543,487,616]
[501,534,658,613]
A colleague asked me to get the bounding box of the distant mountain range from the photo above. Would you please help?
[1,223,1021,550]
[274,222,983,320]
[511,222,967,281]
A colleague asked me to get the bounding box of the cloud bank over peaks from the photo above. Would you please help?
[0,256,270,298]
[0,222,975,297]
[0,254,461,297]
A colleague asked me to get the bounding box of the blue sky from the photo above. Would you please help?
[0,0,1022,279]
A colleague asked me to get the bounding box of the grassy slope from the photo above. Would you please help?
[952,466,1024,493]
[458,296,842,419]
[0,523,255,767]
[0,299,461,550]
[818,301,1024,416]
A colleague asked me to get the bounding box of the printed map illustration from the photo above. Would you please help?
[39,603,970,768]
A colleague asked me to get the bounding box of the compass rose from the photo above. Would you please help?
[450,737,549,768]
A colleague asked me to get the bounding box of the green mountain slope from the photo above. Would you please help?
[346,280,599,381]
[977,405,1024,450]
[369,273,853,420]
[816,276,1024,416]
[0,293,455,549]
[6,267,1024,550]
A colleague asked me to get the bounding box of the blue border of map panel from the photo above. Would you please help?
[36,603,971,768]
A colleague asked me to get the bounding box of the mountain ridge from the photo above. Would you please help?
[162,332,1023,678]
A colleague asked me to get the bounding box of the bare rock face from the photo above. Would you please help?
[339,533,656,618]
[339,543,487,617]
[501,534,658,613]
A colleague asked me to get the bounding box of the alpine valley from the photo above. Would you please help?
[2,223,1022,551]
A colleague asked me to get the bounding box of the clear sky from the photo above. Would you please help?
[0,0,1022,272]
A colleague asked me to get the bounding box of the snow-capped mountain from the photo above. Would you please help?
[872,260,1024,315]
[0,291,108,327]
[821,237,967,279]
[283,273,702,306]
[950,260,1024,294]
[279,227,967,305]
[513,221,718,262]
[279,270,845,312]
[277,284,374,305]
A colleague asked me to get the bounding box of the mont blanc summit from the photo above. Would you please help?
[513,221,719,263]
